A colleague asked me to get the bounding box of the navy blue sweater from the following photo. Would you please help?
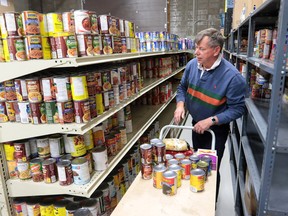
[176,57,246,124]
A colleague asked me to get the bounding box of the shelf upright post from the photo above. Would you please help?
[258,0,288,214]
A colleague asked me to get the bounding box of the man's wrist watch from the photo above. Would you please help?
[211,116,216,125]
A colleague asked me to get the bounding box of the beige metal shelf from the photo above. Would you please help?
[0,50,191,82]
[0,66,184,142]
[6,92,177,198]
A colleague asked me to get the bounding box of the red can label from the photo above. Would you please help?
[74,100,91,123]
[141,163,152,180]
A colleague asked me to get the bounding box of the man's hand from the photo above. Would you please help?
[193,116,218,134]
[174,102,185,124]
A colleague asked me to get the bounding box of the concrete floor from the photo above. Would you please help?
[179,115,237,216]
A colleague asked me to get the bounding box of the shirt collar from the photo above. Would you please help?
[197,55,222,71]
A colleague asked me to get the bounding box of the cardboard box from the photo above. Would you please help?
[0,0,14,13]
[232,0,264,29]
[244,170,258,216]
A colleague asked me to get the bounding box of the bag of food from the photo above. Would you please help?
[162,138,189,151]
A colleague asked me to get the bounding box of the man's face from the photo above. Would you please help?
[195,36,220,68]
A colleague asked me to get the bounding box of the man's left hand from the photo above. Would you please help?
[193,118,214,134]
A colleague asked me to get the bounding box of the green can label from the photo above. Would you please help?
[45,101,58,124]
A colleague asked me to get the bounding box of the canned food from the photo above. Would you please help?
[6,36,26,61]
[49,134,64,157]
[74,10,91,34]
[102,34,113,54]
[2,38,10,61]
[13,198,28,216]
[26,198,40,216]
[97,15,110,35]
[53,32,78,58]
[190,168,205,192]
[4,80,17,101]
[53,199,71,216]
[91,190,106,215]
[72,157,90,185]
[67,134,87,157]
[53,76,72,102]
[7,160,18,179]
[18,101,32,124]
[92,145,108,171]
[70,75,89,101]
[76,33,93,56]
[42,158,57,183]
[0,101,8,123]
[62,11,75,33]
[57,101,75,124]
[17,161,31,180]
[74,208,92,216]
[88,96,97,118]
[30,102,46,124]
[189,154,200,170]
[24,35,43,59]
[38,13,48,36]
[26,78,42,103]
[0,39,5,62]
[181,159,192,180]
[36,137,50,158]
[89,11,99,34]
[153,142,166,165]
[153,164,166,189]
[162,170,177,196]
[174,153,185,161]
[168,164,182,188]
[140,144,152,164]
[0,12,23,37]
[81,198,98,216]
[14,142,28,162]
[92,34,102,55]
[201,155,212,176]
[105,134,117,156]
[73,100,91,123]
[44,101,58,123]
[95,92,104,115]
[29,138,38,158]
[168,158,178,166]
[39,199,54,216]
[41,77,55,102]
[83,130,94,150]
[112,35,122,53]
[46,13,64,36]
[22,11,40,35]
[14,79,28,102]
[66,202,81,215]
[92,124,105,146]
[57,160,73,186]
[197,160,209,181]
[141,163,152,180]
[30,157,44,182]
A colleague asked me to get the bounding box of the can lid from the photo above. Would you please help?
[66,202,82,211]
[197,160,208,167]
[181,159,192,164]
[81,198,97,208]
[153,164,166,172]
[168,164,181,171]
[168,159,178,165]
[30,157,44,164]
[74,208,92,216]
[189,154,200,161]
[201,155,212,162]
[57,160,71,167]
[72,157,87,165]
[91,145,106,153]
[59,154,73,161]
[150,138,162,145]
[191,168,205,176]
[140,143,152,150]
[91,190,103,198]
[42,158,56,165]
[163,170,177,178]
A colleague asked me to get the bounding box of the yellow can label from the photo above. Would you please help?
[54,206,66,216]
[0,39,4,62]
[190,174,205,192]
[69,135,87,157]
[96,93,104,114]
[40,205,54,216]
[41,37,51,59]
[0,15,8,38]
[70,76,89,101]
[174,169,182,188]
[4,143,15,160]
[38,13,48,36]
[153,170,163,189]
[47,13,64,36]
[2,39,10,62]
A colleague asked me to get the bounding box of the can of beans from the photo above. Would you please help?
[41,77,55,102]
[67,134,87,157]
[86,73,97,96]
[0,39,5,62]
[197,160,209,181]
[174,153,185,161]
[97,15,110,34]
[46,13,64,36]
[88,95,97,118]
[84,130,94,150]
[53,199,71,216]
[102,34,113,54]
[74,10,91,34]
[56,160,73,186]
[153,142,166,165]
[53,76,72,102]
[42,158,57,183]
[7,36,27,61]
[6,101,20,122]
[14,79,28,102]
[2,38,10,62]
[121,37,127,53]
[38,13,48,36]
[92,145,108,171]
[168,158,179,167]
[30,157,44,182]
[13,198,28,216]
[89,11,98,33]
[17,161,32,180]
[201,155,212,176]
[72,157,90,185]
[54,32,78,58]
[1,12,23,37]
[190,168,205,192]
[30,102,45,124]
[153,164,166,189]
[26,78,42,103]
[70,75,89,101]
[162,170,177,196]
[92,34,102,55]
[95,92,104,114]
[21,11,40,35]
[18,101,32,124]
[105,134,117,156]
[36,137,50,158]
[0,101,8,123]
[44,100,58,124]
[181,159,192,180]
[57,101,75,124]
[7,160,18,179]
[49,134,65,158]
[108,16,120,36]
[62,11,75,33]
[39,199,54,216]
[14,142,28,162]
[91,190,106,215]
[189,154,200,170]
[24,35,43,59]
[76,33,93,56]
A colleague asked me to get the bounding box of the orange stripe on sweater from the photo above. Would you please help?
[187,88,226,106]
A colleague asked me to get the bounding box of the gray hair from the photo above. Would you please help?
[194,28,224,50]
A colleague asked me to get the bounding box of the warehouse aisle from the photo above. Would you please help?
[179,115,237,216]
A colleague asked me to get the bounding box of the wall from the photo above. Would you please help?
[169,0,224,38]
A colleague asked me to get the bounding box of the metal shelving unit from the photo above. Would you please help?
[0,50,191,82]
[6,92,178,198]
[0,66,185,143]
[225,0,288,215]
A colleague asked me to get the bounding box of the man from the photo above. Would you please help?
[174,28,246,200]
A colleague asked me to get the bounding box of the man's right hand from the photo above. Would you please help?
[174,102,185,124]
